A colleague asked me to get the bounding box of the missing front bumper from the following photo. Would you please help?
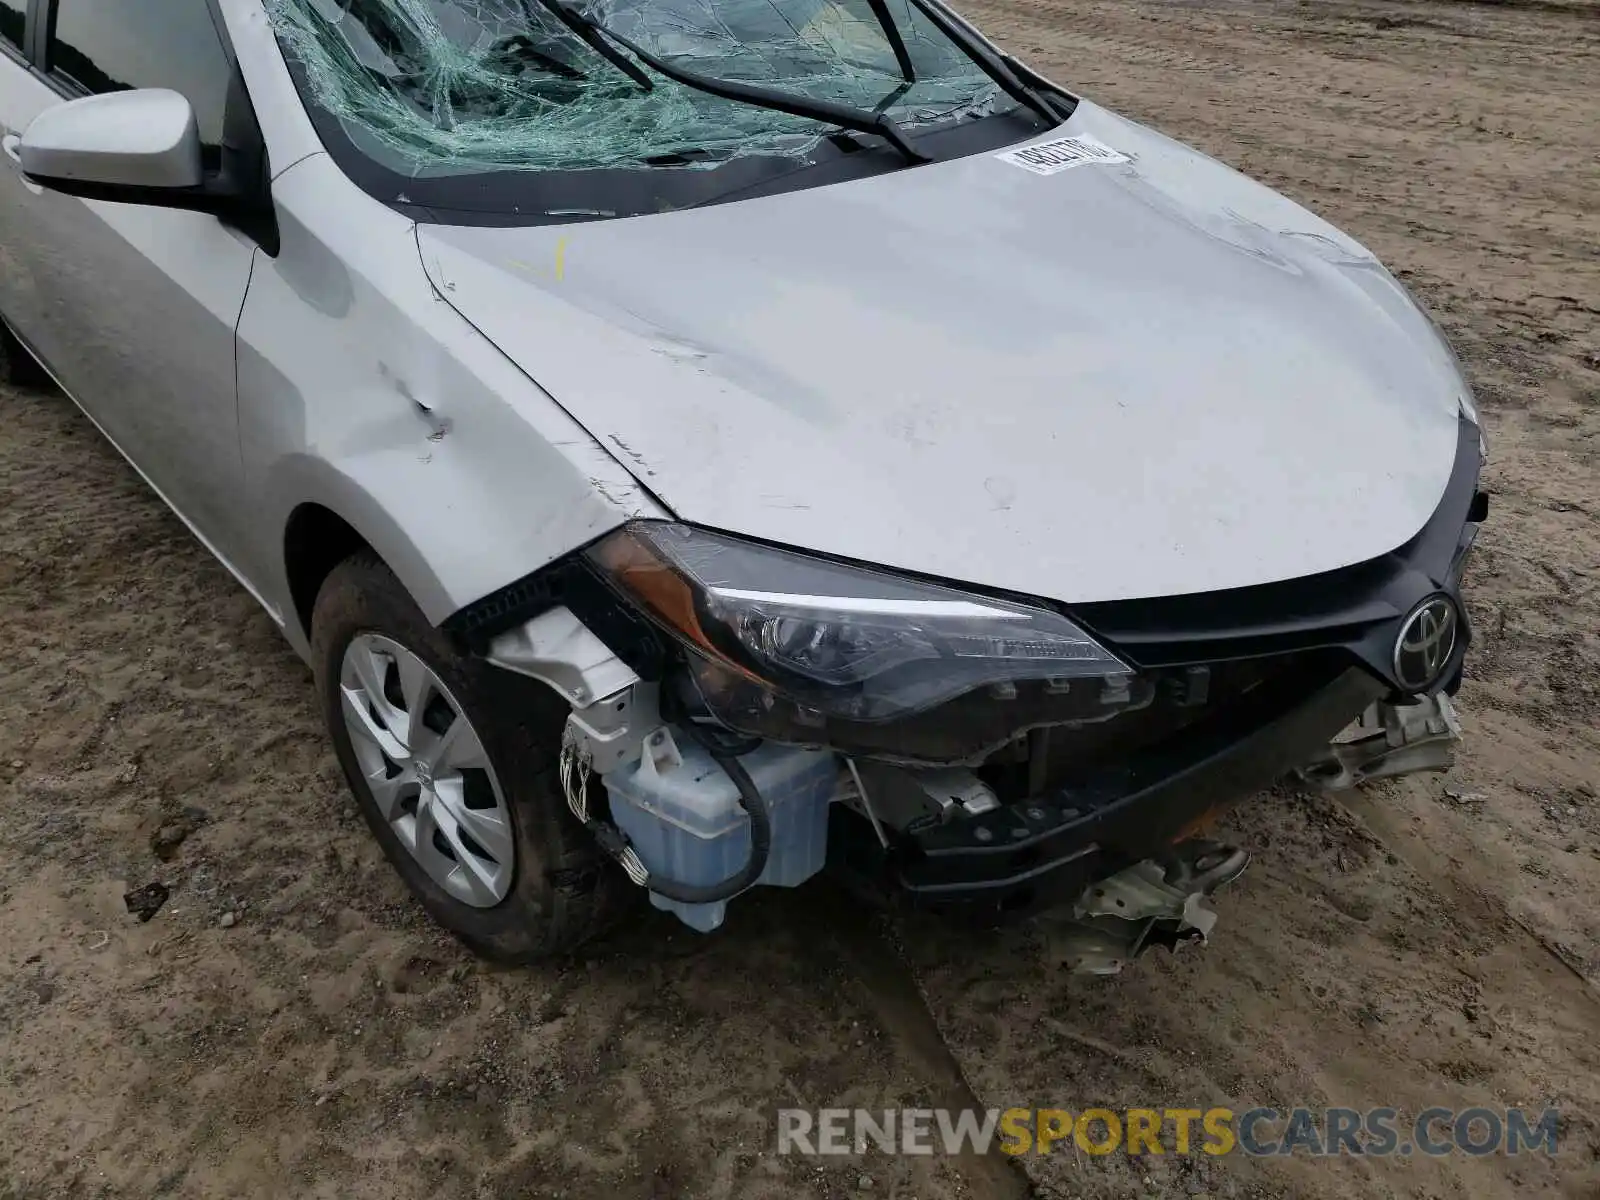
[827,666,1387,918]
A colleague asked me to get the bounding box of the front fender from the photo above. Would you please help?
[238,155,666,650]
[263,454,466,643]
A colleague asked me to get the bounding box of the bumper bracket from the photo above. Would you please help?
[1292,693,1463,792]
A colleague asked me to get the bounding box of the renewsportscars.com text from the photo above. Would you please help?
[776,1106,1560,1158]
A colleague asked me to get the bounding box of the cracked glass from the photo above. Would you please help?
[269,0,1014,175]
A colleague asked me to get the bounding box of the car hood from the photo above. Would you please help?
[417,101,1468,605]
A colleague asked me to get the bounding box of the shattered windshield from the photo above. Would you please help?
[270,0,1017,175]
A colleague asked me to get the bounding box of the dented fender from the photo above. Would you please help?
[236,154,668,650]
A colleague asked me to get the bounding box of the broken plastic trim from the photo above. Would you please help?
[1047,840,1249,976]
[268,0,1020,175]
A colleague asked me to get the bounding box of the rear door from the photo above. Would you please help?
[0,0,262,576]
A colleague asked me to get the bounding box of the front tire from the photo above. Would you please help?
[310,552,630,961]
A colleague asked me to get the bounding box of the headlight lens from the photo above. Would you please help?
[586,521,1131,724]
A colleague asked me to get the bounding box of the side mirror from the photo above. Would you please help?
[20,89,204,193]
[15,84,279,253]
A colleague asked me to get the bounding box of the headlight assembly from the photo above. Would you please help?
[585,522,1143,760]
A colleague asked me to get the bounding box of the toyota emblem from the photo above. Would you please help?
[1393,595,1460,692]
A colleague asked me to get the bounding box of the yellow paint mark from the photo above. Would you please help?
[504,242,568,282]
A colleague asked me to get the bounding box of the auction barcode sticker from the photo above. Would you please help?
[997,133,1130,176]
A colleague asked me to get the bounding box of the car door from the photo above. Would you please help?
[0,0,46,333]
[0,0,262,578]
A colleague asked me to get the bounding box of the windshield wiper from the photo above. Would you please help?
[902,0,1070,126]
[521,0,654,93]
[538,0,931,165]
[864,0,917,83]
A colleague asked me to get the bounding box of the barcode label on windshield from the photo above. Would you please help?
[997,134,1130,175]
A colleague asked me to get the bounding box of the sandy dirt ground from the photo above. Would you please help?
[2,1,1598,1197]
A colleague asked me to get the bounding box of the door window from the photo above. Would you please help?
[0,0,25,54]
[50,0,234,144]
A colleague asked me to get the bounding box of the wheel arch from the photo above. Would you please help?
[270,454,460,652]
[283,502,372,647]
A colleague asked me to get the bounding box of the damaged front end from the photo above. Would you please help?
[453,418,1486,974]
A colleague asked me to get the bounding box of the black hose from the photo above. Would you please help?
[642,744,773,905]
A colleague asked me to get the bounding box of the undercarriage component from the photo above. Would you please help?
[912,768,1002,818]
[1291,693,1462,792]
[842,761,1001,835]
[565,682,663,775]
[1040,839,1250,976]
